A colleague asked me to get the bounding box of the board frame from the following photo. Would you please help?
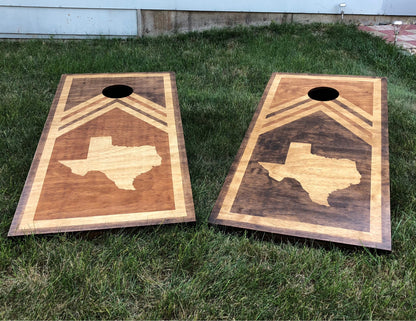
[210,73,391,250]
[9,72,195,236]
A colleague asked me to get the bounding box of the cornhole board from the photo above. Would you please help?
[210,73,391,250]
[8,72,195,236]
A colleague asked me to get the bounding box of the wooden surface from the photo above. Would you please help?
[210,73,391,250]
[9,73,195,236]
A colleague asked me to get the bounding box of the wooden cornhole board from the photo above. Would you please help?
[9,72,195,236]
[210,73,391,250]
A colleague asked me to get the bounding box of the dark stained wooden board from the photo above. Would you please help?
[210,73,391,250]
[9,73,195,236]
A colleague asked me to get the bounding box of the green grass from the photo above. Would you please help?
[1,23,416,319]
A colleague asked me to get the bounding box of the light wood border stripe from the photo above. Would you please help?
[278,73,381,83]
[69,73,170,79]
[369,79,383,243]
[17,209,187,234]
[163,74,187,217]
[219,212,375,241]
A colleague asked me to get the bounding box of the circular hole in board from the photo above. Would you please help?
[102,84,133,98]
[308,87,339,101]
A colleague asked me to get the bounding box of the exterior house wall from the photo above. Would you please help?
[1,0,415,38]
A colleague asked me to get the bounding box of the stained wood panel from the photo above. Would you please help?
[210,73,391,250]
[8,72,195,236]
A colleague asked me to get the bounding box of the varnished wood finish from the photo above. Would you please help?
[8,73,195,236]
[210,73,391,250]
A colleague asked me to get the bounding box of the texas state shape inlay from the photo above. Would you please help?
[59,136,162,190]
[259,142,361,206]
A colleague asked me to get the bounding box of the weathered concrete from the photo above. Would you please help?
[140,10,416,37]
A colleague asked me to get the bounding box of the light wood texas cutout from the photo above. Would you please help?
[59,136,162,191]
[259,142,361,207]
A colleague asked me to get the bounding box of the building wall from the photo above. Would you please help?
[1,0,415,38]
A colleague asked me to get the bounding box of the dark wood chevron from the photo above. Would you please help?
[210,73,391,251]
[8,73,195,236]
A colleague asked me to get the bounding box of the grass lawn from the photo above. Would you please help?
[1,23,416,319]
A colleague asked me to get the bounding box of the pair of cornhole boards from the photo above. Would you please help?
[8,72,391,251]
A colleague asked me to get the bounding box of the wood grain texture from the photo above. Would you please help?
[210,73,391,250]
[8,73,195,236]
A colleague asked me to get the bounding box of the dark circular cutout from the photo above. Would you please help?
[102,84,133,98]
[308,87,339,101]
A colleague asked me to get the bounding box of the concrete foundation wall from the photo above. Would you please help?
[141,10,416,37]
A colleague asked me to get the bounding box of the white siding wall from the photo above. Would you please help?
[1,0,415,38]
[1,7,137,37]
[0,0,389,13]
[382,0,416,16]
